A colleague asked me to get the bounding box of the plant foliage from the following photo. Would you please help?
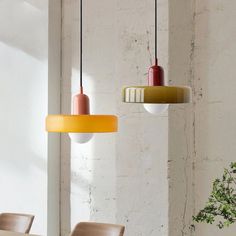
[193,162,236,229]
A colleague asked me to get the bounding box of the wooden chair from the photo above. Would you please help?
[0,213,34,234]
[71,222,125,236]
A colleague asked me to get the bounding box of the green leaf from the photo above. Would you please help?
[193,162,236,229]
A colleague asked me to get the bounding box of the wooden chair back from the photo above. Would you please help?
[0,213,34,233]
[71,222,125,236]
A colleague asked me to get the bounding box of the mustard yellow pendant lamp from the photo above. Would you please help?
[46,0,118,143]
[122,0,191,114]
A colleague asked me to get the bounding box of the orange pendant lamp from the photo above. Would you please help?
[46,0,118,143]
[122,0,191,114]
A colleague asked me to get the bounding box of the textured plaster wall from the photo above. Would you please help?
[194,0,236,235]
[168,0,236,235]
[0,0,48,235]
[61,0,169,236]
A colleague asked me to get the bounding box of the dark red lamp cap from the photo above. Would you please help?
[148,61,164,86]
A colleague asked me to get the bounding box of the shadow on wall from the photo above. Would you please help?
[0,0,48,171]
[0,0,48,234]
[0,40,48,234]
[0,0,48,60]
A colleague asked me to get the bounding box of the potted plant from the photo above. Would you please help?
[193,162,236,229]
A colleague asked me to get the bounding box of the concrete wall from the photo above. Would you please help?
[0,0,48,235]
[194,0,236,235]
[168,0,236,235]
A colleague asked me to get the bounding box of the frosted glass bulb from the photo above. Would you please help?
[143,104,169,115]
[69,133,93,143]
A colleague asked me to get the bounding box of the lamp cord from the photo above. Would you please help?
[155,0,158,65]
[80,0,83,93]
[80,0,157,82]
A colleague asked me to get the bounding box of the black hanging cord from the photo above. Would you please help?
[80,0,83,92]
[155,0,157,65]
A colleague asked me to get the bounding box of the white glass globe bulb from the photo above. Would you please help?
[69,133,93,143]
[143,104,169,115]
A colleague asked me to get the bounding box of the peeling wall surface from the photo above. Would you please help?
[0,0,48,235]
[61,0,169,236]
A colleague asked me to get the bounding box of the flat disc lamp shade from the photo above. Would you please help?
[46,93,118,144]
[46,93,118,133]
[122,63,191,108]
[122,60,191,104]
[46,115,118,133]
[122,86,191,104]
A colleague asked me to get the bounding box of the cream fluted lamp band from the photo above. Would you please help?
[122,86,191,104]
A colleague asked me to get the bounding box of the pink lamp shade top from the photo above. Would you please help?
[73,92,90,115]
